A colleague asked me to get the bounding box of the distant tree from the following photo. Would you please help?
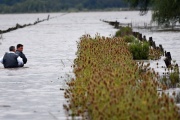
[152,0,180,28]
[125,0,152,15]
[126,0,180,28]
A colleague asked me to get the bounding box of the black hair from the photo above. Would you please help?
[9,46,15,51]
[17,44,23,49]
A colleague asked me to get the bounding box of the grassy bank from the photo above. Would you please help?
[64,35,179,119]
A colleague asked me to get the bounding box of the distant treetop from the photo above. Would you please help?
[127,0,180,28]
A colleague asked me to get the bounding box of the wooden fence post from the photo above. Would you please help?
[138,33,142,41]
[143,35,147,41]
[149,37,153,46]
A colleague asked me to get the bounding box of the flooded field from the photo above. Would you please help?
[0,11,180,119]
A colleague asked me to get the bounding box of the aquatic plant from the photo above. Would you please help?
[123,35,136,43]
[64,35,179,120]
[169,71,179,87]
[115,26,132,37]
[115,28,163,60]
[129,40,149,60]
[160,62,180,88]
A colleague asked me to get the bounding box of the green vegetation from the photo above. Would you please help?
[161,61,180,88]
[116,27,150,60]
[64,35,179,119]
[115,26,133,37]
[152,0,180,28]
[0,0,127,13]
[125,0,152,14]
[129,40,149,60]
[126,0,180,27]
[115,27,163,60]
[123,35,135,43]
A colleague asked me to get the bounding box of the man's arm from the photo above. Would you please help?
[20,52,27,64]
[17,56,24,66]
[22,53,27,64]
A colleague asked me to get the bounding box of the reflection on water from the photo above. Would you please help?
[0,12,180,120]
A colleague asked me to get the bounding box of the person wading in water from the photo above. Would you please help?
[15,44,27,67]
[0,46,24,68]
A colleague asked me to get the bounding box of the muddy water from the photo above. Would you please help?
[0,12,180,119]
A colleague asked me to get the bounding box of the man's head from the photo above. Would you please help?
[17,44,23,52]
[9,46,16,52]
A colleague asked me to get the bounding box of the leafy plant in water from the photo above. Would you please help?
[123,35,136,43]
[128,40,149,60]
[169,65,180,88]
[115,27,163,60]
[115,26,132,37]
[160,62,180,88]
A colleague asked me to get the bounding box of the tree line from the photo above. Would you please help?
[0,0,128,13]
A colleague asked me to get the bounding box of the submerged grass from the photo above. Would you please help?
[115,27,132,37]
[160,62,180,88]
[64,35,179,120]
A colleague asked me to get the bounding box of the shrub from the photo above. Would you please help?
[129,41,149,60]
[122,34,162,60]
[123,35,136,43]
[115,26,132,37]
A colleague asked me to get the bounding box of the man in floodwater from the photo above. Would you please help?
[0,46,24,68]
[15,44,27,66]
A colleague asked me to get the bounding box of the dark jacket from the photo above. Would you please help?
[3,52,19,68]
[15,50,27,64]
